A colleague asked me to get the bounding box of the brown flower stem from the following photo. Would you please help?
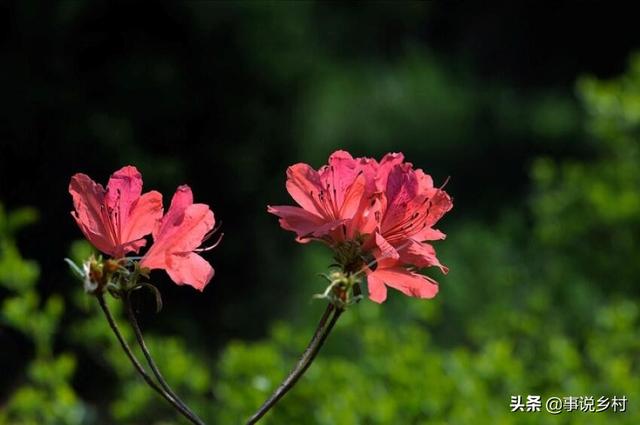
[246,303,344,425]
[123,292,206,425]
[96,294,205,425]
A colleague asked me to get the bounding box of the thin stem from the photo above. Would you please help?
[246,303,344,424]
[123,293,206,425]
[96,294,204,425]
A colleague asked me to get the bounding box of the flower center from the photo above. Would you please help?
[333,239,366,274]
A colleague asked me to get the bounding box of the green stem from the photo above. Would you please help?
[246,303,343,424]
[96,294,205,425]
[123,292,206,425]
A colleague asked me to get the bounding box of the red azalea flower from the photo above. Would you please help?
[364,153,452,303]
[69,166,163,258]
[267,150,379,245]
[141,185,216,291]
[269,151,452,304]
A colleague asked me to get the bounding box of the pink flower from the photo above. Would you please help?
[365,154,452,303]
[69,166,163,258]
[140,185,216,291]
[267,150,379,245]
[269,151,452,304]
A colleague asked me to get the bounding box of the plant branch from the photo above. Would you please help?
[123,292,205,425]
[246,303,343,424]
[96,294,205,425]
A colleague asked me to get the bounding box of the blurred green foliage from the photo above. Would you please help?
[1,225,216,424]
[65,242,215,424]
[0,206,84,424]
[299,50,581,162]
[209,56,640,424]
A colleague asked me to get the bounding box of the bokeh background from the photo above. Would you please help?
[1,1,640,424]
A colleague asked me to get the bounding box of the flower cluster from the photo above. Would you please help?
[69,166,217,292]
[268,151,452,303]
[67,154,453,422]
[68,151,451,305]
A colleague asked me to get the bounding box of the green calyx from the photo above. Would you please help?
[315,270,363,309]
[65,256,161,311]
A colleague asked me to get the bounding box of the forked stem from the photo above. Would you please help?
[246,303,344,424]
[123,292,206,425]
[96,294,205,425]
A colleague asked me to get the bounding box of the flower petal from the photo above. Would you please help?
[104,165,164,256]
[338,172,366,219]
[166,203,214,253]
[375,152,405,191]
[285,163,325,217]
[347,192,383,239]
[273,151,389,245]
[321,150,359,208]
[119,190,163,254]
[368,265,439,301]
[374,233,399,261]
[267,205,327,240]
[165,252,214,291]
[105,165,143,224]
[69,173,117,255]
[398,239,448,273]
[381,164,420,230]
[424,189,453,228]
[141,186,216,290]
[366,269,388,303]
[153,185,193,240]
[412,226,447,241]
[155,187,214,252]
[415,169,434,193]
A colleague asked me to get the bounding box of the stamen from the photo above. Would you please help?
[100,204,119,246]
[352,239,413,279]
[439,176,451,189]
[309,189,333,219]
[194,232,224,252]
[202,221,224,243]
[115,188,122,240]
